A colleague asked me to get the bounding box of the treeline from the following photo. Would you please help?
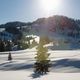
[0,36,38,52]
[0,40,12,52]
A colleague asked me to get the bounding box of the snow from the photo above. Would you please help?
[0,71,80,80]
[0,48,80,80]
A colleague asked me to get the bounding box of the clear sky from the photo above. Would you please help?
[0,0,80,24]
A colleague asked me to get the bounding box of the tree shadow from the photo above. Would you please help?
[52,59,80,68]
[47,45,80,50]
[30,72,47,79]
[0,61,33,71]
[0,59,80,73]
[51,59,80,72]
[30,73,41,79]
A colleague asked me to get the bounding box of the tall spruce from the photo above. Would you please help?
[34,37,51,74]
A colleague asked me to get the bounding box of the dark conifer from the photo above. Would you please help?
[8,52,12,61]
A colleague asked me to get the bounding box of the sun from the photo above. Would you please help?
[40,0,61,12]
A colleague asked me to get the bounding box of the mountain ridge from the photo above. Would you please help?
[0,15,80,28]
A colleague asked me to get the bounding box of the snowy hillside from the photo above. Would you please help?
[1,15,80,50]
[0,48,80,80]
[30,16,80,50]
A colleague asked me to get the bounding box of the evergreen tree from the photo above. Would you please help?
[19,36,29,49]
[35,44,49,62]
[0,40,5,52]
[19,36,34,49]
[6,41,13,61]
[30,39,38,48]
[8,52,12,61]
[6,41,12,51]
[34,37,51,74]
[39,36,50,45]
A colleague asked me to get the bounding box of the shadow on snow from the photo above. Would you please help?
[0,59,80,73]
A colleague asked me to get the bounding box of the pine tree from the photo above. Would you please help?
[35,44,49,62]
[0,40,5,52]
[39,36,51,45]
[6,41,13,61]
[34,37,51,74]
[19,36,34,49]
[30,39,38,48]
[8,52,12,61]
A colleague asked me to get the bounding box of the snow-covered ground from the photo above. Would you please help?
[0,48,80,80]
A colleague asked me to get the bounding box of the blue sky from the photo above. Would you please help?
[0,0,80,24]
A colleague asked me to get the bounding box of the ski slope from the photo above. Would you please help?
[0,48,80,80]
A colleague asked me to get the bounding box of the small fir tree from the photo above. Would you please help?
[8,52,12,61]
[6,41,12,61]
[34,37,51,74]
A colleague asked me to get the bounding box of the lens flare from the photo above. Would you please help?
[40,0,61,12]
